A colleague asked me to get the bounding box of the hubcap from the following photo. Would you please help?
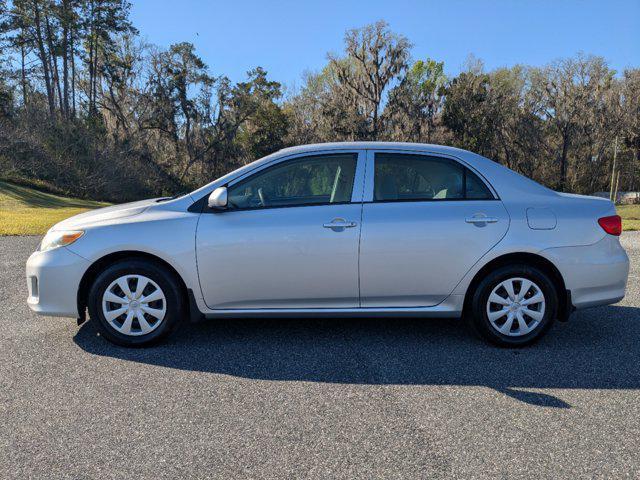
[101,274,166,336]
[486,277,545,337]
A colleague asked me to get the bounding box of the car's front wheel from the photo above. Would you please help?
[469,264,558,347]
[87,259,184,347]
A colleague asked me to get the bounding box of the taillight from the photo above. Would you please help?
[598,215,622,236]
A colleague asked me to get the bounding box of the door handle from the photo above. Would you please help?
[323,218,357,229]
[465,216,498,224]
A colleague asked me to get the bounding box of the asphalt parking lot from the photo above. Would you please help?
[1,234,639,479]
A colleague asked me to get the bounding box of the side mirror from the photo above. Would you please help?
[208,187,228,209]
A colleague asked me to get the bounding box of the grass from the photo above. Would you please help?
[0,179,638,235]
[0,181,109,235]
[618,204,640,232]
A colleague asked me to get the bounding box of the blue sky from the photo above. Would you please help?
[131,0,640,87]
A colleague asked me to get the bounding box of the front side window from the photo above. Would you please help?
[374,153,493,201]
[227,153,357,210]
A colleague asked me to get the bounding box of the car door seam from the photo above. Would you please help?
[356,155,367,307]
[193,206,210,309]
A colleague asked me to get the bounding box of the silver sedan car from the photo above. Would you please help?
[26,142,629,347]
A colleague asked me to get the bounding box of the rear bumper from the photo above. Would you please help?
[542,235,629,309]
[26,246,90,318]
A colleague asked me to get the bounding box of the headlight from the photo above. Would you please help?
[39,230,85,252]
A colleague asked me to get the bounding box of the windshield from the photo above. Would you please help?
[187,150,285,200]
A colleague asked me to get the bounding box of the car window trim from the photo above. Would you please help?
[210,199,358,214]
[363,197,500,205]
[199,150,365,214]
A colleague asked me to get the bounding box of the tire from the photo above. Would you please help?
[87,259,184,347]
[468,264,558,347]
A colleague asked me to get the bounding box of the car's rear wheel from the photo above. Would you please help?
[87,259,184,347]
[469,264,558,347]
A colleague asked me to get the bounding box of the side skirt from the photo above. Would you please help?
[187,290,465,320]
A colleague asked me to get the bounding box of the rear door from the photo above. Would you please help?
[359,150,509,307]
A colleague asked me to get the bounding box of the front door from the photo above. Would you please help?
[359,151,509,307]
[196,151,365,309]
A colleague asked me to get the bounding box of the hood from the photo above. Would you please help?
[50,198,161,231]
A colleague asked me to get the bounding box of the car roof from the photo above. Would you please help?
[276,142,471,157]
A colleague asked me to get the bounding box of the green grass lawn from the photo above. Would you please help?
[0,181,109,235]
[1,180,638,235]
[618,204,640,232]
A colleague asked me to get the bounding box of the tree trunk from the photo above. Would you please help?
[87,0,95,115]
[44,13,64,114]
[92,47,100,114]
[62,0,70,117]
[20,40,28,106]
[70,27,76,117]
[634,146,640,192]
[88,34,93,112]
[426,102,434,143]
[372,104,379,140]
[32,0,55,115]
[559,132,569,191]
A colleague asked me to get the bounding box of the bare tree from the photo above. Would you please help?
[329,20,411,139]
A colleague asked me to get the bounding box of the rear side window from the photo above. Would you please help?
[374,153,494,201]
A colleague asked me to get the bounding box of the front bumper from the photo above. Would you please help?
[26,246,90,318]
[542,235,630,309]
